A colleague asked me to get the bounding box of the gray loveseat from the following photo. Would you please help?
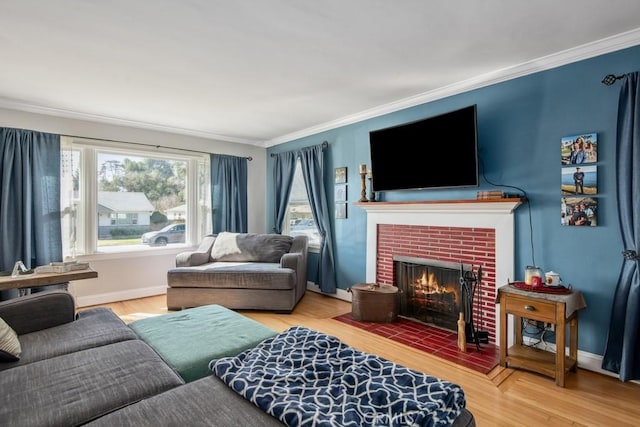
[0,290,283,426]
[166,232,308,312]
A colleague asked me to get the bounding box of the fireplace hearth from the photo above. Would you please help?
[394,256,472,331]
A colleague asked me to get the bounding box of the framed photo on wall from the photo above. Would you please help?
[335,167,347,184]
[335,203,347,219]
[334,183,347,202]
[561,132,597,165]
[561,197,597,227]
[561,165,597,195]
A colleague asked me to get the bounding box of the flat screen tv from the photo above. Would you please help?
[369,105,479,192]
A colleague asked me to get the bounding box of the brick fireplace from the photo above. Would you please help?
[358,199,522,344]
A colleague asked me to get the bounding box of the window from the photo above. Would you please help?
[110,213,138,225]
[281,159,321,250]
[61,137,211,257]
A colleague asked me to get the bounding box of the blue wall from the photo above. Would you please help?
[266,45,640,356]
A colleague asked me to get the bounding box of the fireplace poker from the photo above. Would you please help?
[460,265,481,351]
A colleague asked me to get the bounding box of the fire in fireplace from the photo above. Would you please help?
[394,256,472,331]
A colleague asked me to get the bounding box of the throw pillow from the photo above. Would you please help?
[0,316,21,362]
[210,232,293,263]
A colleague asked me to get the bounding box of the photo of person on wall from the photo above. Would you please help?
[561,165,597,195]
[561,197,597,227]
[561,132,597,165]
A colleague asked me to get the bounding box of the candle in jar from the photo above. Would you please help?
[359,164,366,174]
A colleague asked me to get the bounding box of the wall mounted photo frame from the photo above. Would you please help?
[561,165,597,195]
[335,167,347,184]
[335,203,347,219]
[334,183,347,202]
[561,132,597,165]
[561,197,597,227]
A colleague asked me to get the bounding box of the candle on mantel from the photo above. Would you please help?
[359,164,366,174]
[367,169,372,179]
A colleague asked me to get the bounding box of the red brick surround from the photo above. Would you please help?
[376,224,497,342]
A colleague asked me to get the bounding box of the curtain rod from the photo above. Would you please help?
[601,74,625,86]
[61,133,253,161]
[269,140,329,157]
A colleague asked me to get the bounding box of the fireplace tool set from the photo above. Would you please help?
[459,264,489,351]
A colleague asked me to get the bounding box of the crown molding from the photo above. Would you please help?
[0,97,266,147]
[265,28,640,147]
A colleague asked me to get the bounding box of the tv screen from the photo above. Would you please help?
[369,105,479,192]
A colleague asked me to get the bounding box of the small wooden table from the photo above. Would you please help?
[498,284,586,387]
[0,268,98,293]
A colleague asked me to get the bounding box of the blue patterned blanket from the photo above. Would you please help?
[210,326,466,426]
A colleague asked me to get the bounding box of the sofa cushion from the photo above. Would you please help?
[0,340,184,427]
[168,262,296,290]
[0,316,21,362]
[84,375,283,426]
[129,304,277,382]
[210,232,293,263]
[0,307,138,371]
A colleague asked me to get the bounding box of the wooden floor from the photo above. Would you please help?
[85,291,640,427]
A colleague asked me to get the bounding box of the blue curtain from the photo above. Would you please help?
[298,144,337,294]
[0,128,62,300]
[272,151,297,233]
[210,154,248,234]
[602,72,640,381]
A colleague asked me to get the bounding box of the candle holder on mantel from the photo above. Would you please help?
[359,170,368,202]
[366,169,376,202]
[368,176,376,202]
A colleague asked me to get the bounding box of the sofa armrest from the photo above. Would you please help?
[282,235,309,300]
[0,290,76,335]
[282,236,308,270]
[176,251,211,267]
[176,235,217,267]
[281,252,303,271]
[288,235,309,257]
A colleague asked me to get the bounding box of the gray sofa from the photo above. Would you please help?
[0,290,283,426]
[166,232,308,312]
[0,290,476,427]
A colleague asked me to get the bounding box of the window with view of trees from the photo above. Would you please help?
[282,159,321,249]
[61,137,211,257]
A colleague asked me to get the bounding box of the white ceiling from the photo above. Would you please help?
[2,1,640,147]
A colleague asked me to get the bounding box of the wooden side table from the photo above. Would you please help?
[498,284,586,387]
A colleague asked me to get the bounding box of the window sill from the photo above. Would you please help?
[70,244,196,262]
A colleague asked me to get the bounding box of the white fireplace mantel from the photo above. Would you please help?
[357,198,523,344]
[355,198,523,215]
[357,198,522,282]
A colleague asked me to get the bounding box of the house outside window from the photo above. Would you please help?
[282,159,321,251]
[61,137,211,257]
[101,192,153,235]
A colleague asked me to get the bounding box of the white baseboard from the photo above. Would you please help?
[307,282,352,302]
[74,286,167,308]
